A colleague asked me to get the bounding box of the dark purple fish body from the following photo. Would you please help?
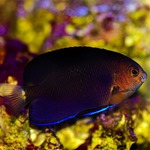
[0,46,146,127]
[20,46,146,127]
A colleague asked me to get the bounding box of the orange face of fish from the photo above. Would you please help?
[109,61,147,104]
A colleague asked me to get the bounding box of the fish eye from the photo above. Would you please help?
[129,66,139,77]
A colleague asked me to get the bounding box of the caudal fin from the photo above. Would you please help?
[0,83,26,116]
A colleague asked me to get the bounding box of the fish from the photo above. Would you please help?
[0,46,147,127]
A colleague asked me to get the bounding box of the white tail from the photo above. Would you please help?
[0,83,26,116]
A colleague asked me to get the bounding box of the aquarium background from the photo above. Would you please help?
[0,0,150,149]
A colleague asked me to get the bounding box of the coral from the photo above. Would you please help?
[0,106,29,149]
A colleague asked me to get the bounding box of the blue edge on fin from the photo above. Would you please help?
[30,104,116,127]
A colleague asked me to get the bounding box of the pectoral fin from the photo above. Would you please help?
[109,85,127,104]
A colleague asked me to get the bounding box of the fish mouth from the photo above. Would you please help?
[141,72,147,83]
